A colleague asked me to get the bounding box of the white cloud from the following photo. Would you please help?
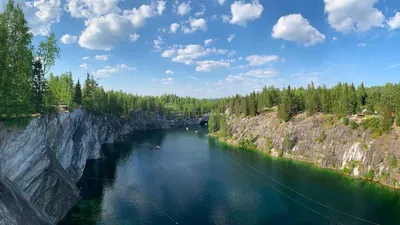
[153,77,174,84]
[245,68,278,78]
[272,14,325,46]
[324,0,385,33]
[204,38,216,45]
[195,4,206,17]
[156,1,166,15]
[93,64,136,78]
[182,18,207,34]
[227,34,235,42]
[217,0,226,6]
[82,56,89,60]
[357,43,366,47]
[78,2,164,50]
[79,63,89,70]
[95,54,109,60]
[221,14,231,23]
[230,0,263,26]
[332,37,338,41]
[129,33,140,42]
[196,60,230,72]
[61,34,78,44]
[153,36,164,52]
[66,0,120,18]
[177,1,191,16]
[170,23,180,33]
[8,0,62,36]
[246,55,279,66]
[161,44,233,65]
[389,64,400,68]
[166,70,174,75]
[388,12,400,30]
[187,76,199,80]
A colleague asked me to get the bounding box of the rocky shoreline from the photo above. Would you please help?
[0,109,206,225]
[213,112,400,190]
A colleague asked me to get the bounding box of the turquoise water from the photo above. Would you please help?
[61,128,400,225]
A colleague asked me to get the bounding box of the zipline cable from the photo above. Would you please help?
[227,152,380,225]
[227,156,345,225]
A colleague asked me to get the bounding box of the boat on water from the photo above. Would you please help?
[156,146,160,150]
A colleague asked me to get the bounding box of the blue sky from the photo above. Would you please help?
[1,0,400,98]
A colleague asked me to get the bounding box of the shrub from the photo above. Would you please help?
[349,120,359,129]
[278,149,284,157]
[265,136,272,153]
[327,115,334,125]
[391,156,398,168]
[283,133,295,151]
[316,131,326,143]
[343,117,349,126]
[365,169,375,179]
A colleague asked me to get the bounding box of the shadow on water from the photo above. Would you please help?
[60,130,167,225]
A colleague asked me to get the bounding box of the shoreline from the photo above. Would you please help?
[209,133,399,191]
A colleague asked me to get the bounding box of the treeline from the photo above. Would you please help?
[0,0,217,127]
[209,82,400,135]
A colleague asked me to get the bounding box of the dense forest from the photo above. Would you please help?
[0,0,219,126]
[209,82,400,138]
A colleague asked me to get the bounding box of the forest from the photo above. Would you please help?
[0,0,219,126]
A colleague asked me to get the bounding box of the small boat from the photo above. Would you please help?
[186,127,189,130]
[156,146,160,150]
[195,130,198,134]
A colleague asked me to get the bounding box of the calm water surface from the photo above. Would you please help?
[61,127,400,225]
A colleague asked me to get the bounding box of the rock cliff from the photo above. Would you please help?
[0,109,204,225]
[222,112,400,189]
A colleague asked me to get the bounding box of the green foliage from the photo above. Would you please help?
[316,131,326,143]
[380,102,393,134]
[239,135,258,149]
[74,79,83,105]
[283,133,295,151]
[361,117,382,137]
[391,156,398,168]
[343,117,350,126]
[365,169,375,179]
[265,136,272,153]
[278,149,284,157]
[349,120,359,129]
[342,167,352,175]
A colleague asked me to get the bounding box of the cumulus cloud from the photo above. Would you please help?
[79,63,89,70]
[230,0,263,26]
[182,18,208,34]
[196,60,230,72]
[245,68,278,78]
[161,44,234,65]
[221,14,231,23]
[272,14,325,46]
[357,43,366,47]
[177,1,191,16]
[95,54,109,60]
[217,0,226,6]
[66,0,120,18]
[61,34,78,44]
[246,55,279,66]
[324,0,385,33]
[78,1,165,50]
[204,38,216,45]
[170,23,180,33]
[153,36,164,52]
[129,33,140,42]
[195,4,206,17]
[93,64,136,78]
[166,70,174,75]
[6,0,62,36]
[227,34,235,42]
[388,12,400,30]
[82,56,89,60]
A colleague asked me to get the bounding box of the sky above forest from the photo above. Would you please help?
[1,0,400,98]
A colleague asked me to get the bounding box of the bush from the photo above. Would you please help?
[391,156,398,168]
[265,136,272,153]
[316,131,326,143]
[327,115,334,125]
[361,117,382,137]
[283,133,295,151]
[365,169,375,179]
[343,117,349,126]
[349,120,358,129]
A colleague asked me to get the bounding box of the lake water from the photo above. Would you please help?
[61,127,400,225]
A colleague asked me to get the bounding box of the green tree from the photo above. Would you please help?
[74,79,82,105]
[278,86,294,122]
[0,0,34,119]
[32,60,47,112]
[380,102,393,134]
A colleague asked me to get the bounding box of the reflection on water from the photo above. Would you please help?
[61,128,400,225]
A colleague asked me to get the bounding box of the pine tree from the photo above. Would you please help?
[357,82,367,107]
[32,60,47,112]
[380,102,393,134]
[278,86,293,122]
[74,79,82,105]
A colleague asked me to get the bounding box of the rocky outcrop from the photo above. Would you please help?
[0,109,205,225]
[222,112,400,189]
